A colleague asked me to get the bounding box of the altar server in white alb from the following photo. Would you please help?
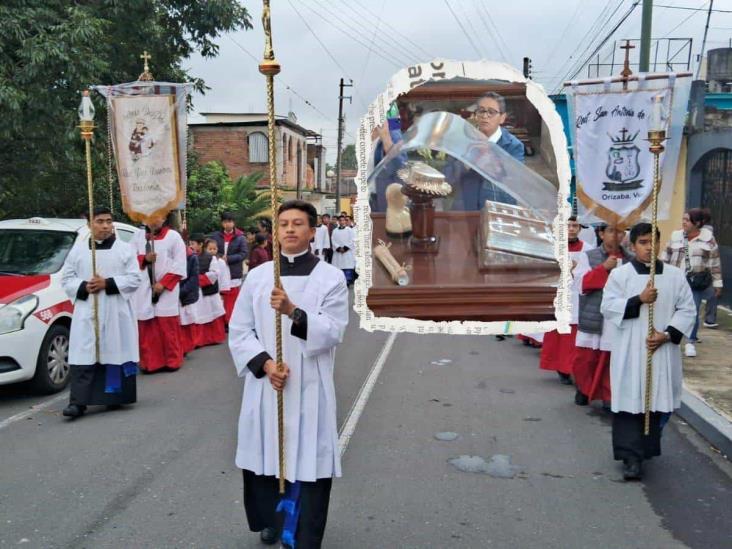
[132,214,187,372]
[330,214,356,285]
[310,214,331,259]
[61,207,142,418]
[601,222,696,481]
[229,200,349,548]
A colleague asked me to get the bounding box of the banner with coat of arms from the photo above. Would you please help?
[568,76,690,226]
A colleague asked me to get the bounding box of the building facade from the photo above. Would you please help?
[189,113,329,210]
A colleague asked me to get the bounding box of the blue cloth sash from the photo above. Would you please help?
[104,361,139,394]
[276,481,302,548]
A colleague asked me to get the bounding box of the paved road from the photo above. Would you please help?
[1,302,730,548]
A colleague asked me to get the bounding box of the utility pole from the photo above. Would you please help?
[696,0,715,79]
[335,78,352,214]
[639,0,653,72]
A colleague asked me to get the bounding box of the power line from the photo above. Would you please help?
[301,0,413,68]
[443,0,483,58]
[542,0,584,70]
[556,0,641,92]
[349,0,436,60]
[546,0,617,91]
[660,1,709,37]
[334,0,430,64]
[475,0,514,63]
[655,3,732,13]
[226,35,356,140]
[286,0,351,78]
[457,0,490,58]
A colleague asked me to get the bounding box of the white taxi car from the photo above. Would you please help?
[0,217,139,393]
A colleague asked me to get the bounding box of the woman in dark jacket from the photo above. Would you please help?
[210,212,249,324]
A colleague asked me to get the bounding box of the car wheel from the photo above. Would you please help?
[31,324,71,394]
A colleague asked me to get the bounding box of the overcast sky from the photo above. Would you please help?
[186,0,732,162]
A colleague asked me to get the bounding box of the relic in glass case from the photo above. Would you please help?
[478,200,556,271]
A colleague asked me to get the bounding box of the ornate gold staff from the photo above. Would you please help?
[259,0,285,495]
[78,90,101,364]
[643,95,666,436]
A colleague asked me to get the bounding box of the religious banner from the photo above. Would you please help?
[568,75,691,226]
[94,81,191,225]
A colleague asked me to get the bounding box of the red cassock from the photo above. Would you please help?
[539,324,578,375]
[180,323,202,354]
[138,316,184,372]
[198,316,226,347]
[221,286,240,325]
[572,348,611,402]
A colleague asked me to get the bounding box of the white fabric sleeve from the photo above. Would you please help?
[112,244,143,299]
[301,276,349,358]
[228,275,267,378]
[169,231,188,277]
[600,268,628,329]
[61,246,84,302]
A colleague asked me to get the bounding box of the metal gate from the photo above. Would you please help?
[702,149,732,247]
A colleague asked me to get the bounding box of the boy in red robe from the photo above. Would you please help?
[540,217,594,383]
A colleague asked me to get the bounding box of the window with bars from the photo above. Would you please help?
[248,132,268,163]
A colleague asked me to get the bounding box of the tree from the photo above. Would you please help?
[186,149,270,235]
[0,0,251,220]
[340,144,357,171]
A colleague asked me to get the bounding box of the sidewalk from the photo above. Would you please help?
[678,305,732,458]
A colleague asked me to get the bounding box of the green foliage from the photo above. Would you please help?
[340,144,357,170]
[0,0,251,220]
[186,151,270,235]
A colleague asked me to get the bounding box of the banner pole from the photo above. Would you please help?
[259,0,285,495]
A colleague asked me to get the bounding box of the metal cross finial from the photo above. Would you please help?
[138,51,154,81]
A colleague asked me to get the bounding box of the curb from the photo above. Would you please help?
[678,387,732,459]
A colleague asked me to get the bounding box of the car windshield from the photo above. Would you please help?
[0,229,77,275]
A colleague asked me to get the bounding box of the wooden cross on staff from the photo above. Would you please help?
[620,40,635,90]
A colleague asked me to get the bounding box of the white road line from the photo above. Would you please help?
[338,332,397,457]
[0,393,67,431]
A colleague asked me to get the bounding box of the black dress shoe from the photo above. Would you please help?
[259,527,279,545]
[574,390,589,406]
[62,404,86,418]
[623,458,643,480]
[558,372,573,385]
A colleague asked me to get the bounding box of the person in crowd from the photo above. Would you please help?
[194,238,227,347]
[132,213,187,373]
[311,214,331,259]
[179,239,201,355]
[211,212,248,326]
[442,91,525,210]
[249,233,272,271]
[61,207,142,418]
[321,213,335,263]
[660,208,723,357]
[258,218,274,258]
[331,214,357,286]
[540,216,595,384]
[229,200,349,548]
[601,222,696,480]
[571,224,631,407]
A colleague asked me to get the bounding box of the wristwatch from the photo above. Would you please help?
[663,331,671,342]
[290,307,304,324]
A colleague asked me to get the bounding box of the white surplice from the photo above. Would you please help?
[228,258,349,482]
[196,255,226,324]
[330,226,355,269]
[311,224,331,255]
[131,228,187,320]
[601,261,696,413]
[62,238,142,365]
